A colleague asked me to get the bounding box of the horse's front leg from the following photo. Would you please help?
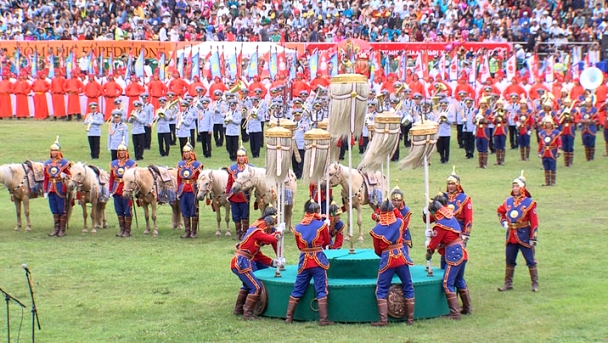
[356,204,364,242]
[151,200,159,237]
[23,196,32,231]
[224,203,232,237]
[81,201,89,233]
[142,201,151,235]
[215,204,222,236]
[101,203,108,228]
[14,199,22,231]
[91,200,99,233]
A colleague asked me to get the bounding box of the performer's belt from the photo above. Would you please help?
[236,250,253,259]
[114,178,123,183]
[300,247,322,253]
[35,92,45,95]
[508,222,529,229]
[444,239,462,247]
[68,91,77,94]
[382,243,403,253]
[182,180,193,184]
[49,178,60,183]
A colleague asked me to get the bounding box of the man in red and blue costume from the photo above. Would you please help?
[444,167,473,247]
[44,136,71,237]
[579,98,599,161]
[309,181,332,215]
[369,199,415,326]
[475,99,491,169]
[559,101,578,167]
[177,142,203,238]
[371,186,412,249]
[515,99,534,161]
[285,200,334,326]
[325,202,344,250]
[226,146,253,240]
[426,194,471,320]
[538,115,562,187]
[231,206,282,320]
[109,139,137,238]
[497,171,539,292]
[492,105,508,165]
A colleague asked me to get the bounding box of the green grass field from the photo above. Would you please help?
[0,120,607,343]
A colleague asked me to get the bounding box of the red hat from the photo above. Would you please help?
[316,71,322,77]
[193,75,199,81]
[253,75,260,82]
[388,73,397,80]
[495,70,504,78]
[214,76,221,81]
[37,71,46,78]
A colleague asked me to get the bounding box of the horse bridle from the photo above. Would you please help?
[234,166,255,192]
[71,164,87,190]
[327,163,342,187]
[123,168,142,197]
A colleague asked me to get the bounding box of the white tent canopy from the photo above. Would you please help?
[176,42,296,59]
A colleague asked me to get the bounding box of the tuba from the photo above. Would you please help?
[580,67,604,91]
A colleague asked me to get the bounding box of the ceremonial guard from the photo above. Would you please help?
[108,110,129,161]
[516,99,534,161]
[231,207,282,320]
[65,70,84,121]
[444,167,473,248]
[185,95,198,150]
[426,194,471,319]
[140,93,154,150]
[226,147,252,240]
[325,202,344,249]
[166,92,179,145]
[13,71,31,119]
[245,96,264,158]
[437,99,454,164]
[538,115,562,187]
[492,103,507,166]
[579,98,599,161]
[49,70,66,120]
[497,171,539,292]
[475,99,491,168]
[506,94,520,150]
[155,97,174,157]
[369,199,415,326]
[225,100,242,161]
[461,98,476,159]
[292,109,308,179]
[197,97,213,158]
[286,199,334,326]
[109,140,136,237]
[400,89,414,148]
[212,90,227,147]
[84,103,104,159]
[32,72,50,120]
[0,72,13,119]
[44,136,71,237]
[129,101,146,161]
[177,142,203,239]
[559,98,578,167]
[176,99,194,152]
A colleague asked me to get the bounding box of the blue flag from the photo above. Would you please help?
[177,50,185,78]
[87,51,94,75]
[331,53,338,77]
[247,50,258,78]
[309,52,318,81]
[227,51,237,80]
[192,49,200,81]
[125,53,133,79]
[269,49,278,80]
[98,53,104,78]
[289,54,296,80]
[108,53,114,76]
[48,54,55,78]
[135,49,145,78]
[31,50,38,75]
[158,53,166,81]
[210,50,222,79]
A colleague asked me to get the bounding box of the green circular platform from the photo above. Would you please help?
[255,249,449,322]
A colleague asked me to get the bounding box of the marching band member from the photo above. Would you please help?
[388,95,403,162]
[475,98,491,169]
[426,193,470,320]
[245,96,263,159]
[108,110,129,161]
[455,90,468,149]
[156,96,174,157]
[194,86,206,143]
[369,199,415,326]
[166,92,179,146]
[212,89,227,147]
[361,101,376,154]
[292,109,308,179]
[226,146,253,240]
[184,95,198,150]
[515,99,534,161]
[579,98,599,161]
[559,98,578,167]
[506,94,520,150]
[461,97,476,160]
[140,93,154,151]
[129,100,146,161]
[83,102,104,160]
[113,99,126,122]
[492,100,508,166]
[197,97,213,158]
[176,99,194,152]
[286,199,334,326]
[437,99,454,164]
[538,115,562,186]
[44,136,71,237]
[109,139,136,237]
[225,100,242,161]
[399,88,414,148]
[497,171,539,292]
[177,142,203,239]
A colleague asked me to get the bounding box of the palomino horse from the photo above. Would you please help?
[122,166,181,236]
[196,169,231,237]
[0,161,45,231]
[67,162,109,233]
[322,162,384,242]
[231,166,298,232]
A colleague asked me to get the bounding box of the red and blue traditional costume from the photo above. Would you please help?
[579,105,598,161]
[538,117,562,186]
[177,146,203,238]
[109,147,136,237]
[44,137,71,237]
[226,152,253,240]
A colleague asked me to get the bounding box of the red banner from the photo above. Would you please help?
[299,42,512,56]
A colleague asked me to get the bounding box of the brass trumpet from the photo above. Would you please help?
[224,111,233,125]
[85,113,92,132]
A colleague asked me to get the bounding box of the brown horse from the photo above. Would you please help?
[122,166,181,236]
[231,166,298,232]
[0,161,45,231]
[196,169,231,237]
[322,162,384,242]
[68,162,109,233]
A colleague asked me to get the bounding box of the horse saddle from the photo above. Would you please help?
[361,171,379,186]
[359,170,382,207]
[25,160,44,182]
[148,165,173,183]
[24,160,44,198]
[88,164,109,185]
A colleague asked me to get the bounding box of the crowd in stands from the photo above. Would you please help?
[0,0,605,48]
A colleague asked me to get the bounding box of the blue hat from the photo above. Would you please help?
[89,102,98,107]
[113,98,122,104]
[133,101,143,106]
[202,97,211,103]
[213,89,223,95]
[159,97,167,102]
[140,93,149,98]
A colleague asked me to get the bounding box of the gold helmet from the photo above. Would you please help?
[390,183,404,201]
[512,170,526,187]
[50,135,61,151]
[541,114,554,126]
[182,139,194,152]
[237,139,247,157]
[447,165,460,185]
[117,137,128,151]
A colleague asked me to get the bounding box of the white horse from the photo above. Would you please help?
[196,168,231,237]
[122,166,181,236]
[322,162,384,242]
[0,161,45,231]
[231,166,298,232]
[67,162,109,233]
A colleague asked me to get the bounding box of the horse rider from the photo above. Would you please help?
[231,206,282,320]
[177,141,203,238]
[44,136,71,237]
[109,139,137,237]
[285,199,334,326]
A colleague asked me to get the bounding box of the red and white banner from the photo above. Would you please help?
[506,55,517,81]
[545,55,554,83]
